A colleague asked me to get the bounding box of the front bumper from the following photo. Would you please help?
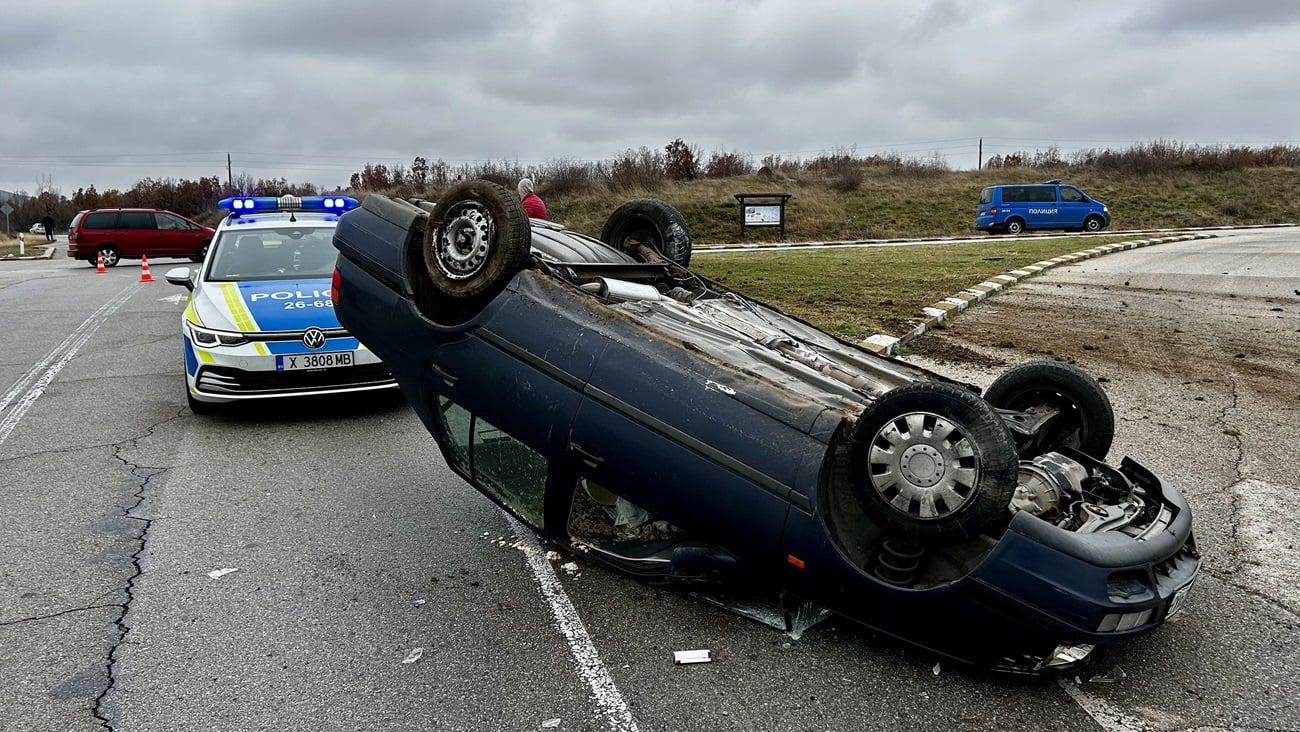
[184,334,395,403]
[968,456,1199,648]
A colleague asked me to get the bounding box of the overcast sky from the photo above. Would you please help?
[2,0,1298,195]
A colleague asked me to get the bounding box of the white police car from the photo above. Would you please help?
[165,194,396,413]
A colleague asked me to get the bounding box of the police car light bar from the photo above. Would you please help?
[218,195,359,216]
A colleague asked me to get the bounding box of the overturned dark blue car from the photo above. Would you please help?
[330,180,1198,673]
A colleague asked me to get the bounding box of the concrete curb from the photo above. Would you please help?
[858,233,1220,356]
[696,222,1293,252]
[0,244,59,261]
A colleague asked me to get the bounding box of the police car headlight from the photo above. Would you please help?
[187,323,248,347]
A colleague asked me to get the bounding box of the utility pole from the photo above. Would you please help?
[978,138,983,170]
[227,153,233,193]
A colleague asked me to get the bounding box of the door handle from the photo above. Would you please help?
[569,442,605,469]
[430,362,459,386]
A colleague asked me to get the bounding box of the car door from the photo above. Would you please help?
[1023,186,1059,230]
[1058,186,1088,228]
[568,336,803,565]
[115,210,158,257]
[155,212,201,256]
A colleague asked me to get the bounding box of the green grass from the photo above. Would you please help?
[0,235,49,258]
[690,235,1138,340]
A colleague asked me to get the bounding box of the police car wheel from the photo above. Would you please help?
[1005,219,1025,236]
[983,360,1114,459]
[600,199,693,268]
[1083,216,1104,233]
[423,180,531,299]
[848,382,1019,545]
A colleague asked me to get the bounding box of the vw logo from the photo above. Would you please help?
[302,327,327,349]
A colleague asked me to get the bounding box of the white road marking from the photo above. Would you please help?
[158,293,186,304]
[504,513,639,732]
[0,284,137,447]
[1057,678,1149,732]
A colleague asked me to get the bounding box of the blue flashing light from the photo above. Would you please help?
[218,195,359,216]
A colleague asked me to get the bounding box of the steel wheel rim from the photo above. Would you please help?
[866,411,979,521]
[435,204,494,280]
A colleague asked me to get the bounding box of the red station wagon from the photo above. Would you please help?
[67,208,215,267]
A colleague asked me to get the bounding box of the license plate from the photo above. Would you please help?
[277,351,354,371]
[1165,581,1193,620]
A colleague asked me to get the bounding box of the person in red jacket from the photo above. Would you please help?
[517,178,547,220]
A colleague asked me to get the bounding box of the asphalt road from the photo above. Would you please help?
[1,231,1296,732]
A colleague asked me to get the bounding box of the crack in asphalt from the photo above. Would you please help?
[0,603,121,627]
[88,415,178,732]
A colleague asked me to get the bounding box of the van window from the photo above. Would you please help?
[1060,187,1085,203]
[83,212,116,229]
[156,213,192,230]
[1003,187,1028,203]
[979,188,993,205]
[118,212,156,229]
[1029,187,1056,203]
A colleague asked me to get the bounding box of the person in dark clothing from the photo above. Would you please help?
[41,215,55,241]
[517,178,547,220]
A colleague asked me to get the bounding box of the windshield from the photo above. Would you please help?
[205,226,337,282]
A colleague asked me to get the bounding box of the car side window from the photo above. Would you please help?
[83,212,116,229]
[436,395,547,528]
[1031,187,1057,202]
[119,211,156,229]
[156,213,191,230]
[1060,187,1085,203]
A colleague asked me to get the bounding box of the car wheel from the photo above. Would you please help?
[848,382,1019,544]
[1005,219,1025,236]
[600,199,692,268]
[186,391,220,415]
[190,242,210,262]
[1083,216,1104,233]
[983,360,1114,459]
[422,180,531,299]
[98,245,121,267]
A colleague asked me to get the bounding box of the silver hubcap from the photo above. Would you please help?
[101,249,118,266]
[434,205,494,280]
[867,411,978,521]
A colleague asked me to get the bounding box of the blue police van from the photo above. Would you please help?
[976,180,1110,235]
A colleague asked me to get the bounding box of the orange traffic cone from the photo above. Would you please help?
[139,255,155,283]
[95,251,107,274]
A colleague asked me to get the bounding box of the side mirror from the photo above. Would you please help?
[164,267,194,291]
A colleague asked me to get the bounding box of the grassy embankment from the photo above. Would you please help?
[540,167,1294,340]
[549,167,1300,245]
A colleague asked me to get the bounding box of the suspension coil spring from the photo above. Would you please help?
[870,540,925,586]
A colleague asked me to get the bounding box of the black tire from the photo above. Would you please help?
[98,245,121,267]
[1004,218,1025,236]
[187,391,220,415]
[190,241,210,262]
[600,199,692,267]
[983,360,1115,459]
[1083,215,1104,233]
[422,180,531,299]
[848,382,1019,544]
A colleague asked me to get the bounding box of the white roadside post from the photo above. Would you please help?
[17,231,24,256]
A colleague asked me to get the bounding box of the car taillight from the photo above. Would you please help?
[330,268,341,305]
